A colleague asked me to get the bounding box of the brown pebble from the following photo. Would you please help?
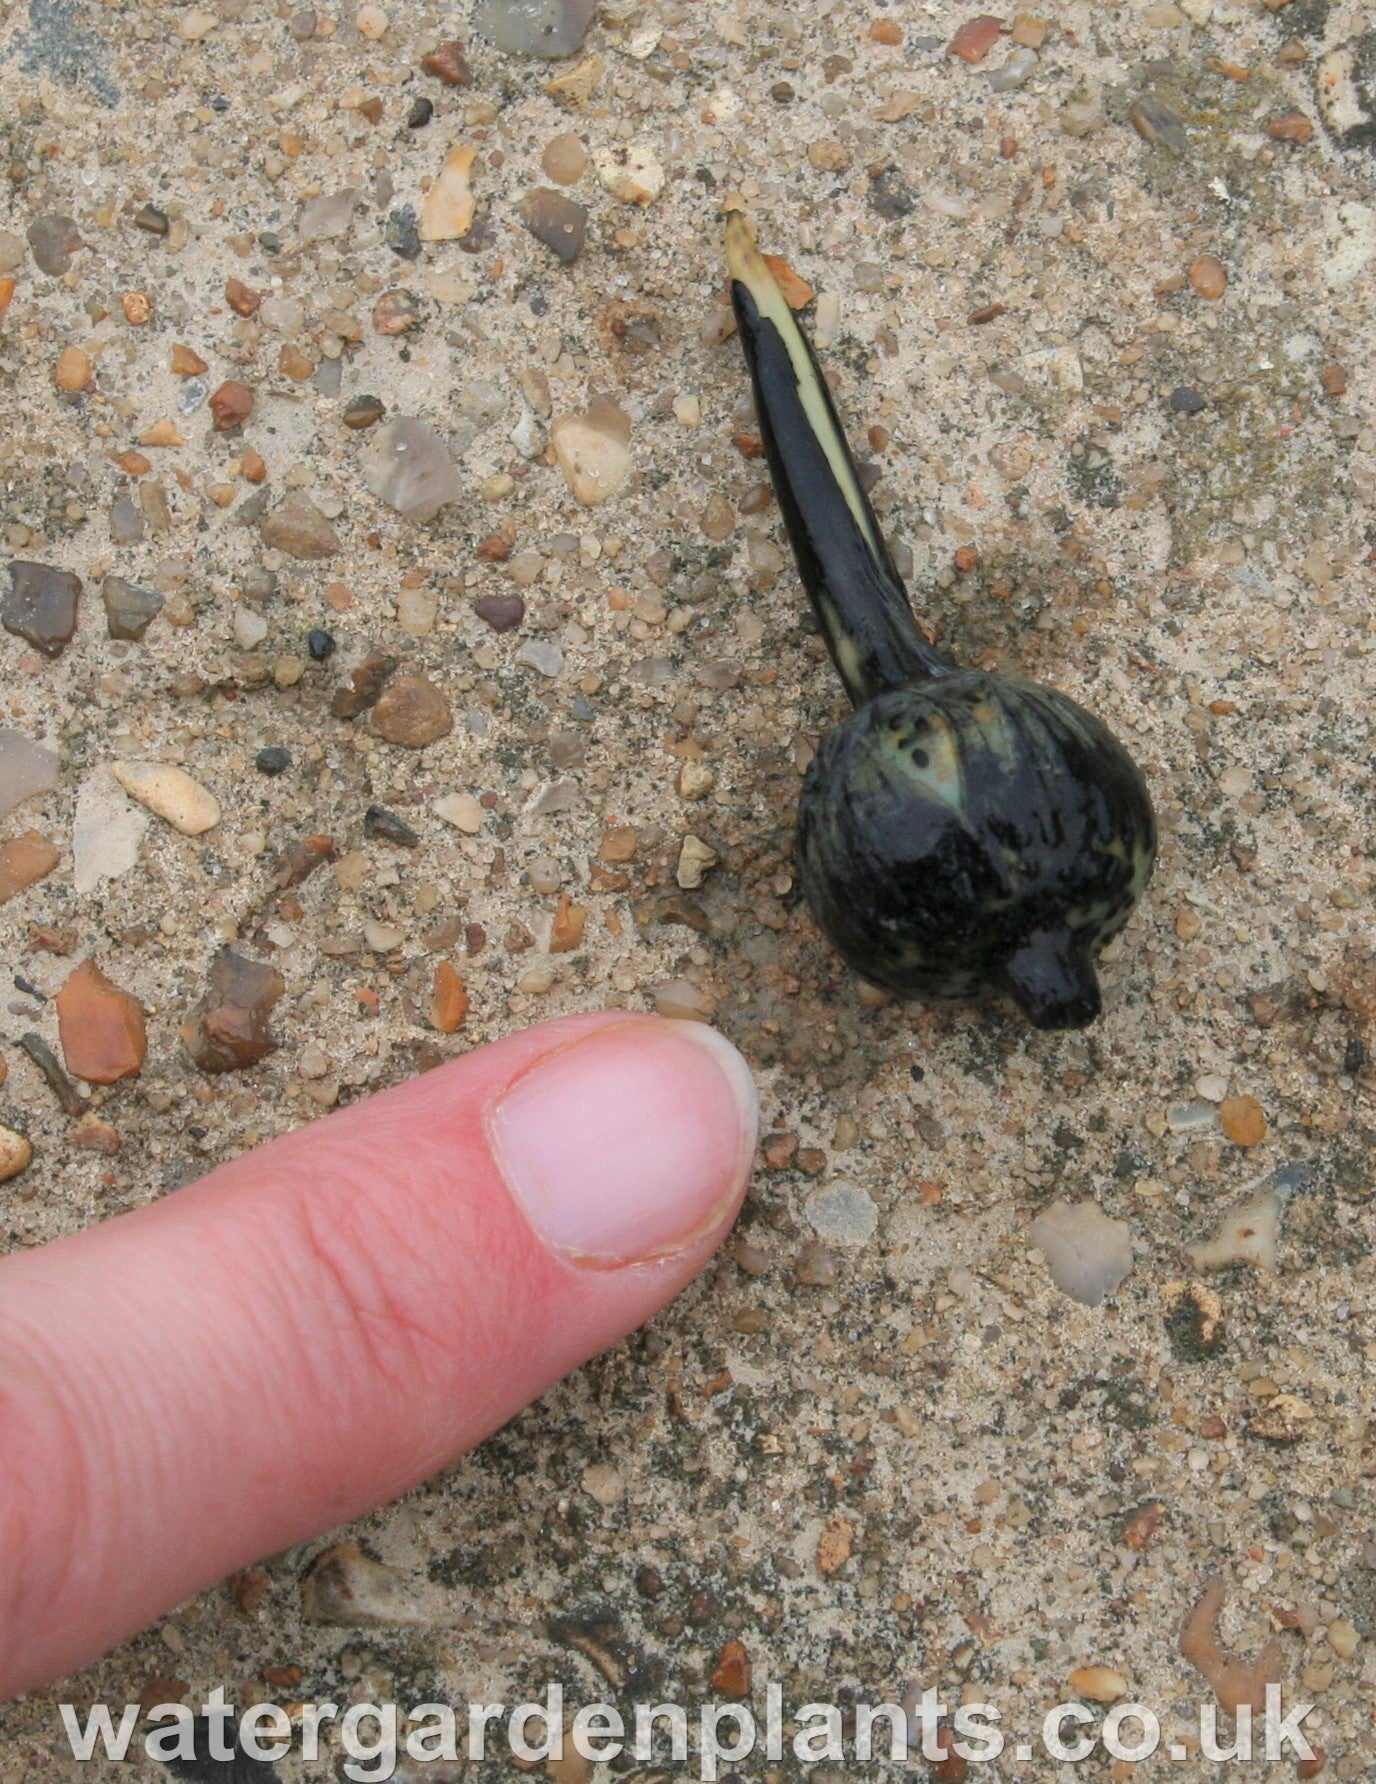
[225,276,261,316]
[1319,363,1348,398]
[1188,255,1228,300]
[54,345,92,392]
[1219,1094,1267,1148]
[121,291,152,326]
[1265,109,1313,143]
[0,831,61,905]
[3,560,81,658]
[709,1640,752,1700]
[273,833,335,889]
[139,418,185,447]
[56,959,147,1084]
[69,1114,121,1155]
[763,1131,799,1170]
[541,132,587,185]
[372,288,422,335]
[181,948,285,1073]
[1011,12,1048,48]
[241,447,267,482]
[600,826,638,863]
[518,189,588,264]
[370,673,453,747]
[1297,1748,1327,1779]
[549,894,586,953]
[954,545,980,573]
[170,342,208,376]
[29,925,77,954]
[331,649,397,718]
[947,15,1004,63]
[475,592,525,631]
[420,40,471,85]
[342,395,385,430]
[869,18,902,44]
[815,1514,854,1573]
[432,960,469,1032]
[209,379,254,431]
[260,491,339,559]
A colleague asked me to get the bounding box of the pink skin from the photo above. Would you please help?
[0,1012,757,1701]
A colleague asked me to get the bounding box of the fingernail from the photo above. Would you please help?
[490,1018,758,1266]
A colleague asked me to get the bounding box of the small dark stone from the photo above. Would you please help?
[771,81,794,102]
[134,203,170,236]
[343,395,385,429]
[385,206,421,260]
[101,574,163,640]
[458,212,497,255]
[330,649,397,719]
[407,95,434,128]
[109,493,144,545]
[258,231,282,254]
[3,561,81,657]
[306,628,336,661]
[475,593,525,632]
[255,746,292,776]
[868,167,915,219]
[364,804,421,847]
[518,189,588,264]
[1169,386,1208,415]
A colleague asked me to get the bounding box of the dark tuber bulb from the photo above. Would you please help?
[726,214,1156,1030]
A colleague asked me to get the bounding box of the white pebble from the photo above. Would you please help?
[434,792,484,833]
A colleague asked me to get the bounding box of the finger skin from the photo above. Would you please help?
[0,1012,754,1700]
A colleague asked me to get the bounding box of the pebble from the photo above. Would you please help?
[676,834,717,889]
[419,146,477,242]
[473,0,596,59]
[0,728,60,822]
[582,1462,625,1506]
[300,1543,429,1627]
[1189,255,1228,299]
[111,760,221,835]
[551,399,631,504]
[1060,95,1106,137]
[343,395,385,430]
[519,189,588,263]
[1266,109,1314,145]
[304,628,334,662]
[1130,96,1189,154]
[988,47,1038,93]
[432,961,469,1032]
[0,831,60,905]
[595,141,664,205]
[542,132,588,184]
[804,1181,879,1246]
[370,674,453,747]
[407,96,433,128]
[0,230,23,273]
[1029,1198,1133,1307]
[298,189,363,243]
[794,1241,837,1287]
[515,638,563,677]
[364,921,404,953]
[55,959,147,1084]
[180,948,285,1072]
[475,593,525,631]
[1068,1666,1128,1705]
[1188,1190,1282,1272]
[110,493,144,544]
[435,792,483,832]
[330,649,396,718]
[420,40,471,86]
[549,895,585,952]
[209,380,254,431]
[364,804,419,847]
[710,1641,752,1700]
[54,346,92,392]
[372,288,422,336]
[651,980,716,1021]
[28,214,81,277]
[948,16,1004,63]
[361,417,463,521]
[233,606,269,650]
[355,3,388,38]
[255,746,291,775]
[260,492,340,559]
[1315,35,1376,151]
[0,1125,32,1184]
[72,770,148,892]
[1219,1093,1267,1147]
[3,561,81,658]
